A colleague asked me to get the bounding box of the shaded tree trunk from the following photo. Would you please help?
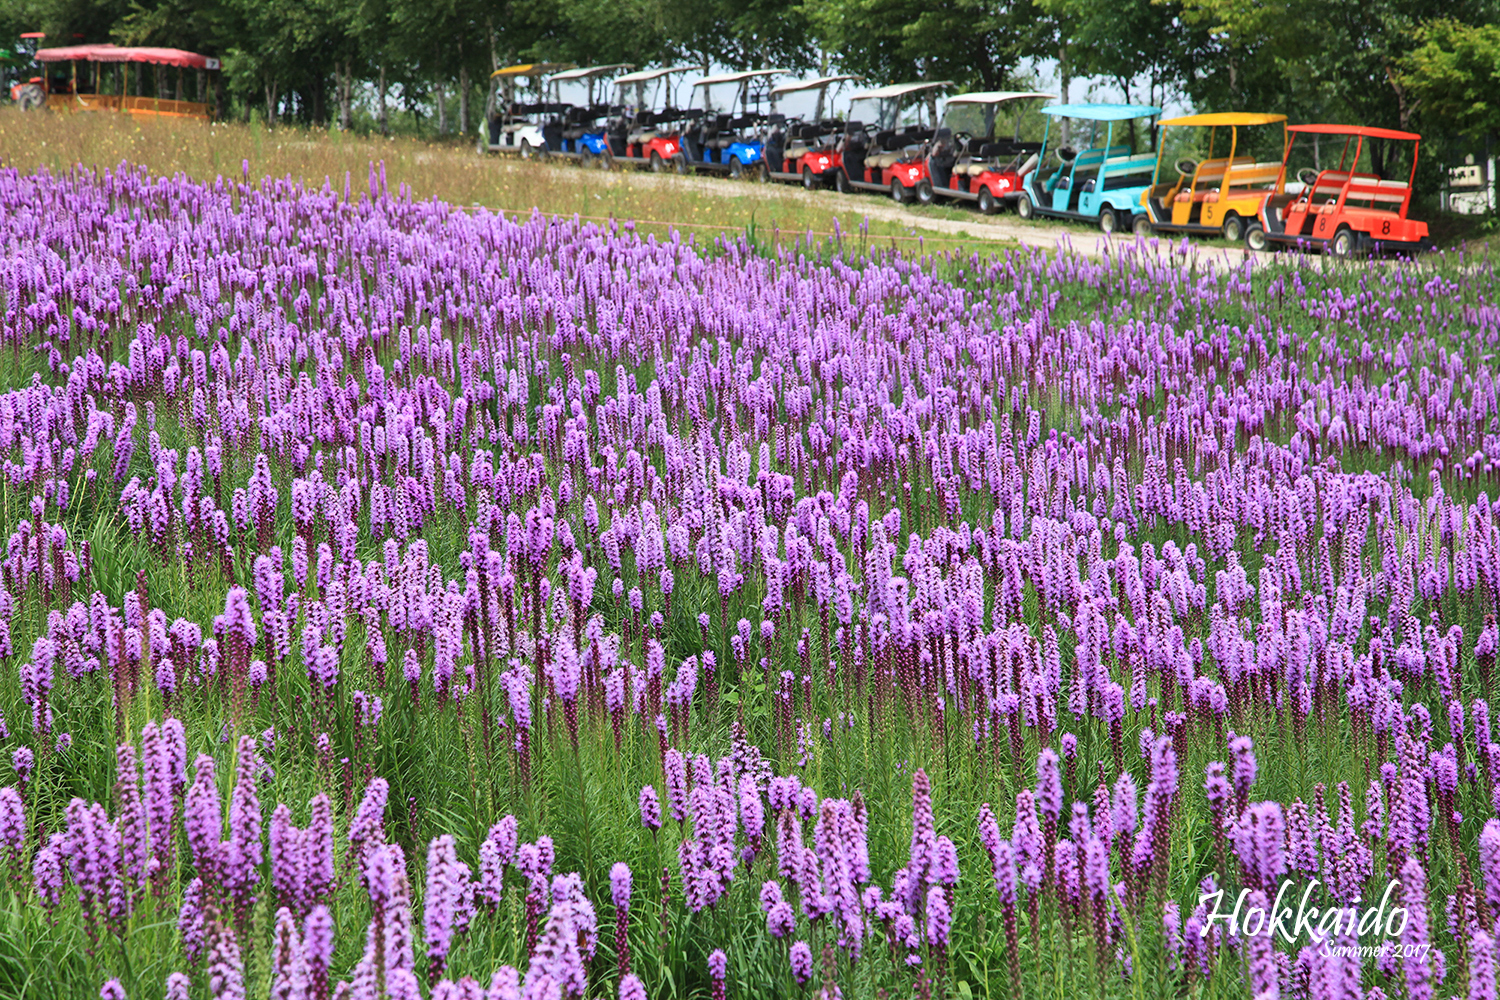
[1059,46,1070,146]
[338,60,353,130]
[265,75,279,127]
[436,78,448,134]
[378,64,389,135]
[459,62,470,135]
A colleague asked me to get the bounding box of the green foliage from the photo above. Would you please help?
[1397,18,1500,141]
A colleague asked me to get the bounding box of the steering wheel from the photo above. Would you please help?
[1175,158,1198,178]
[1055,146,1077,165]
[953,131,972,144]
[1297,167,1319,188]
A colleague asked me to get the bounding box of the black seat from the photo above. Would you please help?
[979,143,1004,159]
[845,120,864,134]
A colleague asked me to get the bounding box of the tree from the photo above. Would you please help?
[1397,18,1500,140]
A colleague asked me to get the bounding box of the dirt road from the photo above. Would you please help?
[491,156,1257,268]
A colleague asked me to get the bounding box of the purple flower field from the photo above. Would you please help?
[1,160,1499,1000]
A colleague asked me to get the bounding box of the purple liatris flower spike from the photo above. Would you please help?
[619,974,646,1000]
[1471,929,1495,1000]
[611,862,632,979]
[100,979,126,1000]
[165,973,190,1000]
[708,949,727,1000]
[639,785,662,832]
[789,941,814,985]
[1401,856,1434,1000]
[425,835,463,982]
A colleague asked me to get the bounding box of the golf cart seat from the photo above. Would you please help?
[627,111,656,144]
[1017,153,1039,178]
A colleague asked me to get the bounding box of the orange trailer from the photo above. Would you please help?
[31,43,219,120]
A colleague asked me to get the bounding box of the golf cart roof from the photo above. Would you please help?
[1160,112,1286,127]
[693,69,789,88]
[492,63,573,80]
[1289,123,1420,142]
[547,64,633,82]
[944,91,1055,107]
[849,81,956,101]
[1043,103,1161,121]
[615,65,699,85]
[769,74,864,97]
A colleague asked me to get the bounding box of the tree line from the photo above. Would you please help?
[3,0,1498,153]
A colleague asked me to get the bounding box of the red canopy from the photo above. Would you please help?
[1289,123,1421,142]
[36,44,218,69]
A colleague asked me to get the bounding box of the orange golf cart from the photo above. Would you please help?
[1245,123,1432,255]
[1137,112,1287,242]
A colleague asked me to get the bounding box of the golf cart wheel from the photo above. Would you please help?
[519,140,535,161]
[1245,222,1269,252]
[1099,209,1118,234]
[579,150,595,169]
[835,170,852,194]
[729,157,745,180]
[1330,227,1357,257]
[674,155,689,175]
[802,166,818,190]
[650,152,666,172]
[1016,192,1034,220]
[1221,214,1244,242]
[977,187,996,215]
[890,180,909,204]
[915,181,934,206]
[17,84,44,112]
[596,151,614,171]
[1133,214,1153,238]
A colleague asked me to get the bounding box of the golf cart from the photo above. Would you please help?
[481,63,573,159]
[1016,103,1161,232]
[921,91,1053,212]
[540,64,632,166]
[682,69,788,178]
[762,74,863,188]
[834,80,954,201]
[605,66,700,170]
[1138,113,1287,241]
[1244,123,1432,256]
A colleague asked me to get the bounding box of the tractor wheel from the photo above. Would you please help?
[729,157,745,180]
[977,187,997,215]
[650,151,666,172]
[1016,192,1035,220]
[17,84,44,112]
[802,166,818,190]
[518,140,535,161]
[1099,208,1118,234]
[890,179,909,204]
[835,170,852,194]
[1221,214,1244,242]
[1133,214,1154,238]
[1330,227,1357,257]
[1245,222,1269,252]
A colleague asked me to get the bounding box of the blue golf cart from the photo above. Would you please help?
[1016,103,1162,233]
[681,69,788,178]
[541,64,633,167]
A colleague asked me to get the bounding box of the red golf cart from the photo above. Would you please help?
[1245,123,1433,255]
[762,74,864,188]
[605,66,701,171]
[919,90,1053,212]
[834,80,954,201]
